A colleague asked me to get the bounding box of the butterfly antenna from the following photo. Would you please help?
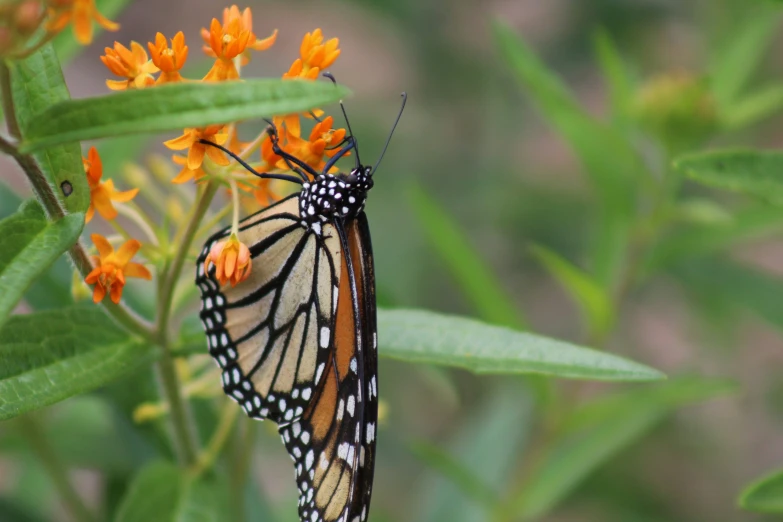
[373,92,407,175]
[198,139,304,185]
[322,72,361,166]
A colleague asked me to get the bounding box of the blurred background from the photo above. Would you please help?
[3,0,783,521]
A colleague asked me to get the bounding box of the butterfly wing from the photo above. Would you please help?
[279,214,378,522]
[196,195,341,425]
[350,213,379,520]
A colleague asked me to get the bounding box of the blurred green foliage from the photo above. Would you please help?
[2,0,783,521]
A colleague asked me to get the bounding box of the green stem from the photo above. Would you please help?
[153,181,218,467]
[156,180,219,343]
[192,400,239,477]
[18,416,97,522]
[156,350,198,466]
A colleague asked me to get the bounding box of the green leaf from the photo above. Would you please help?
[0,200,83,327]
[644,204,783,274]
[411,440,499,509]
[709,8,781,109]
[676,149,783,203]
[528,244,614,340]
[53,0,130,64]
[739,468,783,514]
[672,198,733,226]
[592,28,633,121]
[19,80,351,153]
[492,20,642,287]
[509,377,736,519]
[115,461,230,522]
[0,307,155,420]
[674,258,783,332]
[378,309,664,381]
[0,497,46,522]
[416,385,533,522]
[9,44,90,213]
[721,84,783,129]
[408,182,526,329]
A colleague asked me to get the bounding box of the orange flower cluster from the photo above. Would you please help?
[83,5,353,297]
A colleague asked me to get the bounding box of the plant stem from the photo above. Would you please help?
[157,180,219,343]
[18,416,97,522]
[153,181,218,467]
[155,351,198,466]
[192,400,239,476]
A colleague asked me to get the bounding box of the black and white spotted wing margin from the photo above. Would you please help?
[196,195,341,426]
[278,216,378,522]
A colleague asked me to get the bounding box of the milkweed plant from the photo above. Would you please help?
[0,1,778,521]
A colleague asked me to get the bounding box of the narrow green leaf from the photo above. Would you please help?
[411,440,500,509]
[644,205,783,274]
[9,44,89,213]
[53,0,130,64]
[0,200,83,327]
[408,182,526,329]
[528,244,614,340]
[115,461,230,522]
[709,8,781,109]
[721,84,783,129]
[739,468,783,514]
[592,28,633,121]
[676,149,783,203]
[378,309,664,381]
[0,498,46,522]
[0,307,155,420]
[510,377,736,519]
[673,198,733,226]
[416,385,533,522]
[674,258,783,332]
[20,80,351,152]
[492,20,642,286]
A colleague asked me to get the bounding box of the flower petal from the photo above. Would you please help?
[114,239,142,266]
[163,132,193,150]
[124,262,152,280]
[91,233,114,259]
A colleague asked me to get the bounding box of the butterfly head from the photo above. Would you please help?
[299,166,373,229]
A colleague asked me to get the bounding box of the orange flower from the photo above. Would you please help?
[170,155,206,184]
[148,31,188,84]
[202,13,261,81]
[85,234,151,304]
[163,125,230,170]
[200,5,276,66]
[203,234,251,287]
[100,41,159,91]
[273,113,301,139]
[259,134,282,171]
[84,147,138,223]
[46,0,119,45]
[283,28,340,80]
[252,177,281,207]
[281,116,347,172]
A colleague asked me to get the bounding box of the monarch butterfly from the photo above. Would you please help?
[196,85,405,522]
